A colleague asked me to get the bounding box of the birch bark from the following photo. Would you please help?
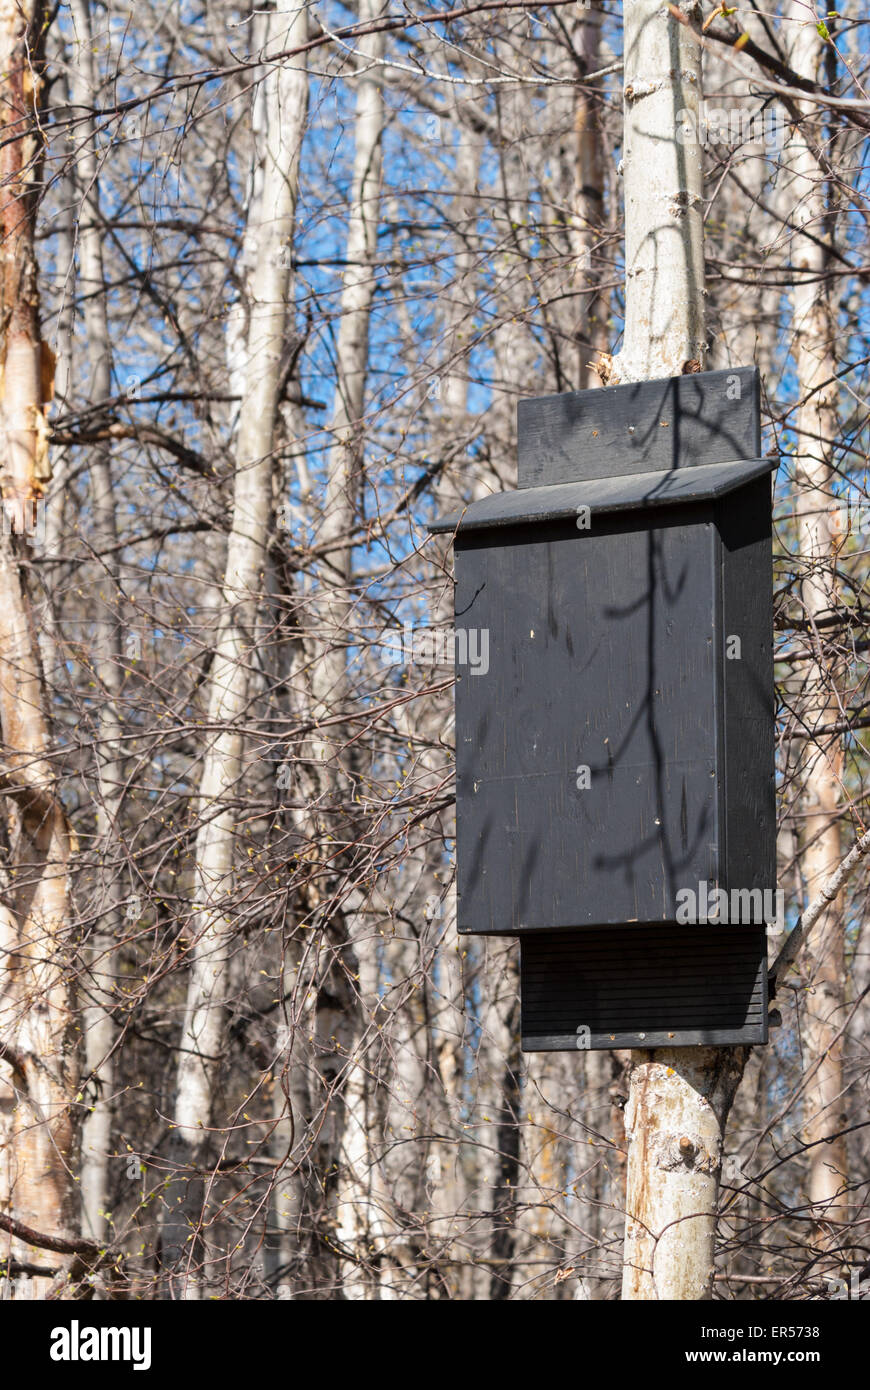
[785,3,848,1242]
[69,0,124,1243]
[0,0,79,1297]
[605,0,705,386]
[614,0,748,1302]
[163,0,308,1296]
[301,0,384,1297]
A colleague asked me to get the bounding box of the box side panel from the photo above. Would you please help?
[517,368,760,488]
[717,477,776,905]
[454,510,721,933]
[520,926,768,1050]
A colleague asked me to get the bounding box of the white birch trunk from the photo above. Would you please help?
[303,0,384,1297]
[614,0,748,1301]
[164,1,308,1295]
[606,0,705,385]
[69,0,124,1244]
[785,3,848,1241]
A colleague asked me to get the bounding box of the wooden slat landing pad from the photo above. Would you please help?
[520,925,768,1051]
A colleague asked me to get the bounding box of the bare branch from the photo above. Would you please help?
[770,826,870,987]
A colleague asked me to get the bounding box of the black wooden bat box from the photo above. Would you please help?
[430,368,776,1049]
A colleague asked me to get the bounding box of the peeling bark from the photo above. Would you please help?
[0,0,79,1297]
[622,1049,746,1299]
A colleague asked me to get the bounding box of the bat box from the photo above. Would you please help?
[430,368,776,1050]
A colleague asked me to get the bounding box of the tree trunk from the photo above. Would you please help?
[162,0,308,1297]
[572,0,607,389]
[69,0,124,1245]
[304,0,384,1297]
[0,0,79,1296]
[605,0,705,387]
[614,0,748,1301]
[622,1048,747,1298]
[786,3,848,1245]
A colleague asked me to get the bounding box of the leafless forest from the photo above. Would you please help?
[0,0,868,1302]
